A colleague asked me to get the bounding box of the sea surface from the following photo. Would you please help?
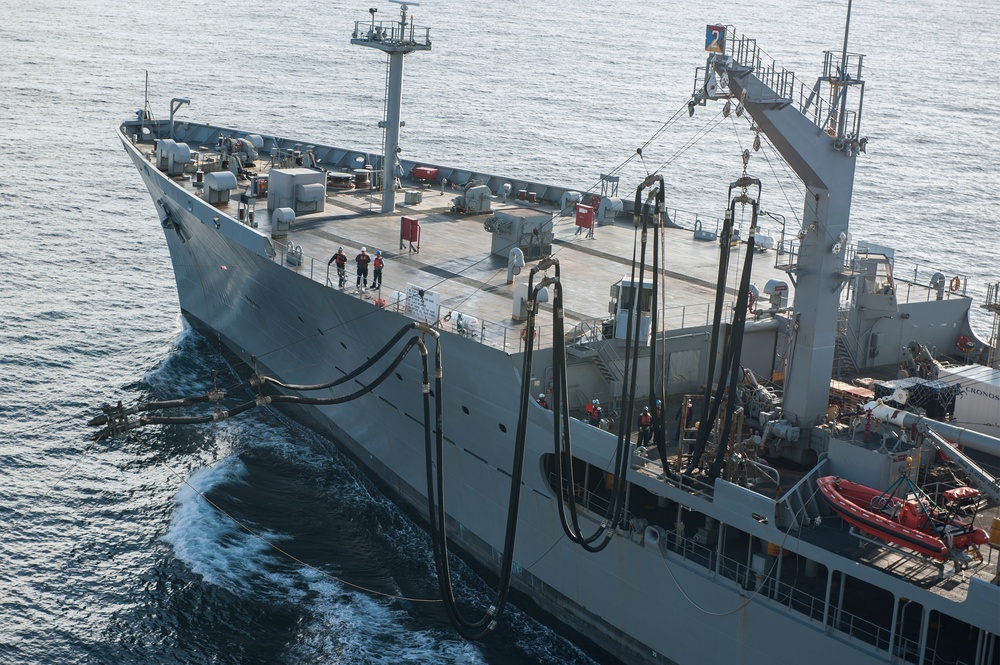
[1,0,998,663]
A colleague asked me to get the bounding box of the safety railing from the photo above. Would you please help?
[277,243,548,353]
[894,262,970,304]
[275,236,736,355]
[725,31,870,137]
[351,19,431,48]
[547,472,632,528]
[664,532,906,659]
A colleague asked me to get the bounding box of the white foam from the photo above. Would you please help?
[287,573,486,664]
[160,404,593,663]
[162,456,290,595]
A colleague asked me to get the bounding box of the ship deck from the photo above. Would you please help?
[145,140,795,353]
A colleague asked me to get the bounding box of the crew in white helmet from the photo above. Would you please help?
[355,246,371,291]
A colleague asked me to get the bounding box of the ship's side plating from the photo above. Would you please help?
[120,125,1000,665]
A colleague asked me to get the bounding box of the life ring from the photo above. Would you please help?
[949,276,962,292]
[747,291,756,312]
[589,195,601,211]
[520,327,538,341]
[956,335,975,353]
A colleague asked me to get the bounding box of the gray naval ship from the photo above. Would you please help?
[107,4,1000,664]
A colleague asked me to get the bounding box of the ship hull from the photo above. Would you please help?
[121,128,997,665]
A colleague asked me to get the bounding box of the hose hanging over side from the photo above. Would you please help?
[87,322,434,433]
[423,262,551,638]
[708,180,761,479]
[687,201,735,473]
[687,176,762,477]
[88,324,436,438]
[546,175,665,552]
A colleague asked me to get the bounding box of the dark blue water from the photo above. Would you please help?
[2,0,997,662]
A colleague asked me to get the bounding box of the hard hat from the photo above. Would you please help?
[338,246,343,251]
[656,399,662,406]
[361,246,367,252]
[538,393,545,400]
[376,250,381,255]
[592,399,600,405]
[642,406,649,412]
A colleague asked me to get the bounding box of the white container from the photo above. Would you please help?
[937,364,1000,439]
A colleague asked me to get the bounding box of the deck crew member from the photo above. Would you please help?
[328,246,348,287]
[372,250,384,289]
[637,406,652,447]
[587,399,602,428]
[536,393,547,409]
[355,246,371,290]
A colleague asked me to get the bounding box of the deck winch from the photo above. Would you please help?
[204,171,237,205]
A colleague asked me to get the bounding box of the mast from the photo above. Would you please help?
[691,12,866,432]
[352,1,432,213]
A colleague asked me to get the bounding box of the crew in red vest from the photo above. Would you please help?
[587,399,602,428]
[536,393,547,409]
[328,246,348,287]
[372,250,384,289]
[637,406,652,447]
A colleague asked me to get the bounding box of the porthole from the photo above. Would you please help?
[498,423,507,434]
[340,341,347,350]
[462,406,470,415]
[396,372,403,381]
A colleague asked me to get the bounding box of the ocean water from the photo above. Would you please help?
[1,0,997,663]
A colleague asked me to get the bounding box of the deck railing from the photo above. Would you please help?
[660,532,925,661]
[274,241,731,354]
